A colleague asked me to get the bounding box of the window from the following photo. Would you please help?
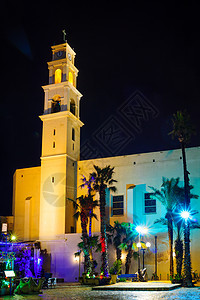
[55,68,62,84]
[51,99,61,113]
[112,195,124,216]
[69,71,73,85]
[72,128,75,141]
[70,99,76,115]
[53,129,56,135]
[53,141,55,148]
[144,193,156,214]
[72,143,74,151]
[52,177,55,183]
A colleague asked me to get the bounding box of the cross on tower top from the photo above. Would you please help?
[62,29,67,42]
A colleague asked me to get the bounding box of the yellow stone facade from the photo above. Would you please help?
[13,41,83,241]
[13,166,41,241]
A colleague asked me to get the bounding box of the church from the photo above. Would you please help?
[12,39,200,282]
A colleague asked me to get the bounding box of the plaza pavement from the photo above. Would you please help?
[92,280,181,291]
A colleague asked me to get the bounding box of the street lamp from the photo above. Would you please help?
[140,242,151,269]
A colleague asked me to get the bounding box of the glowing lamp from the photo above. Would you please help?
[142,227,148,234]
[146,242,151,248]
[74,256,79,262]
[181,211,190,220]
[10,235,16,241]
[136,226,148,234]
[136,226,142,233]
[121,253,126,261]
[137,242,141,248]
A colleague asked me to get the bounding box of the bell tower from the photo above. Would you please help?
[39,40,84,240]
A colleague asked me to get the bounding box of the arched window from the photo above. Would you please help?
[51,95,61,113]
[55,69,62,84]
[69,71,73,85]
[70,99,76,115]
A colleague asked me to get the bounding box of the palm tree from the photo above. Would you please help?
[150,177,183,279]
[80,174,98,237]
[119,223,138,274]
[91,165,117,277]
[169,110,195,209]
[70,195,97,276]
[169,110,196,287]
[76,235,101,274]
[107,221,125,262]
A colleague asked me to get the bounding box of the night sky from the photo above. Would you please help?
[1,1,200,215]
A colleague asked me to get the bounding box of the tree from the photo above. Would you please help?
[173,210,184,280]
[71,195,97,276]
[169,110,196,287]
[119,222,138,274]
[80,174,98,237]
[91,165,117,277]
[107,221,125,262]
[75,235,101,274]
[169,110,195,209]
[150,177,183,278]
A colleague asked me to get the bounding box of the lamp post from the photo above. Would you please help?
[140,242,151,269]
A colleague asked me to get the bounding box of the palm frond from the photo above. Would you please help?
[109,186,117,193]
[73,211,80,220]
[154,217,168,226]
[119,243,128,250]
[91,213,98,220]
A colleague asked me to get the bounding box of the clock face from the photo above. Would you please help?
[56,51,63,58]
[68,52,72,61]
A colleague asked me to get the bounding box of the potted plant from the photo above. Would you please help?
[170,274,183,284]
[109,260,122,284]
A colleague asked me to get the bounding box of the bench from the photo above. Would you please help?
[48,277,56,288]
[118,274,138,281]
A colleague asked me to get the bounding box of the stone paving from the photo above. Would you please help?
[93,281,181,291]
[1,283,200,299]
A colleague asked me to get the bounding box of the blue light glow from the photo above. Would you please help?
[181,210,190,220]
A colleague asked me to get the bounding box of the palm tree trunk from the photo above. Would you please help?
[89,212,92,237]
[183,221,193,287]
[125,247,133,274]
[175,238,183,278]
[175,223,183,278]
[181,142,190,209]
[81,212,92,275]
[99,187,109,277]
[116,247,122,261]
[167,217,174,278]
[181,141,193,287]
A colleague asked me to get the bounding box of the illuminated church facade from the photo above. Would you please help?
[12,40,200,282]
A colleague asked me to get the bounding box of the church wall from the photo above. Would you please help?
[76,146,200,279]
[41,115,68,157]
[65,157,77,233]
[66,117,80,161]
[40,234,84,282]
[13,166,41,241]
[39,156,67,239]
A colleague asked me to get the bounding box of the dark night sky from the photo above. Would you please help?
[1,1,200,215]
